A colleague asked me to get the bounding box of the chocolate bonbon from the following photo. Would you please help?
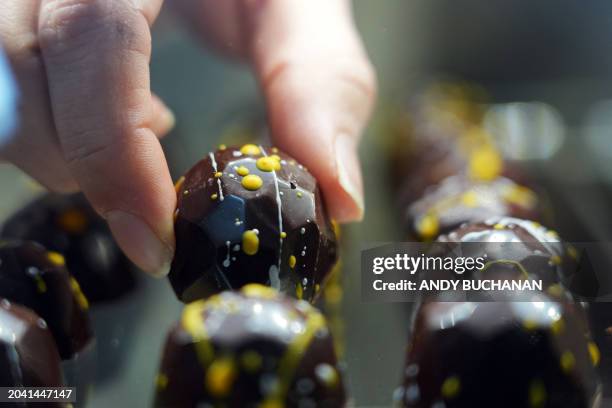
[396,293,602,407]
[1,193,135,302]
[170,145,338,303]
[433,217,579,295]
[154,284,346,407]
[0,240,92,359]
[0,299,63,388]
[405,176,542,240]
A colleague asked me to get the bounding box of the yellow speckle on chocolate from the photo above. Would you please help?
[47,251,65,267]
[547,283,564,298]
[242,174,263,191]
[241,350,263,373]
[441,376,461,399]
[241,284,278,299]
[324,283,343,305]
[240,144,261,156]
[296,282,303,299]
[461,191,479,207]
[568,245,579,260]
[315,363,339,388]
[256,156,281,172]
[214,171,222,178]
[529,379,547,408]
[242,230,259,255]
[70,277,89,310]
[560,351,576,373]
[57,209,88,234]
[523,319,538,331]
[417,214,439,240]
[218,144,227,150]
[181,300,214,363]
[588,341,600,366]
[547,230,559,239]
[469,146,503,181]
[504,185,537,207]
[280,231,287,239]
[289,255,297,268]
[236,166,250,176]
[331,220,341,240]
[35,276,47,293]
[155,373,168,390]
[551,318,565,335]
[260,400,283,408]
[205,358,236,397]
[211,193,218,200]
[174,176,185,193]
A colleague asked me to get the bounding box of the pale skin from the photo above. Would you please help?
[0,0,377,277]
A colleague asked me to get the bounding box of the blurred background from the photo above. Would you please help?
[3,1,612,406]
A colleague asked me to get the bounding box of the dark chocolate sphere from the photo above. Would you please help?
[154,285,346,408]
[0,240,92,359]
[405,175,542,240]
[396,293,602,408]
[0,299,63,389]
[1,193,135,302]
[170,145,338,303]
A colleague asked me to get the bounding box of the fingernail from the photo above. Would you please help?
[334,133,364,221]
[105,210,173,277]
[162,108,176,131]
[151,107,176,137]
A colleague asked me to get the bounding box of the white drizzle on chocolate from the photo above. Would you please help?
[208,152,224,202]
[260,146,284,289]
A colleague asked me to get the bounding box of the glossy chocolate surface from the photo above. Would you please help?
[0,298,63,389]
[2,193,135,302]
[154,285,346,408]
[170,145,338,303]
[389,84,533,210]
[397,293,602,408]
[0,240,92,359]
[432,217,579,296]
[406,175,543,240]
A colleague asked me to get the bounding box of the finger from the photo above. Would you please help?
[38,0,175,277]
[242,0,376,222]
[168,0,247,58]
[0,0,78,192]
[150,93,175,138]
[6,144,79,192]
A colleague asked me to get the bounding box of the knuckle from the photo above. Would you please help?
[262,54,378,104]
[337,57,378,103]
[61,128,111,166]
[39,0,99,48]
[38,0,149,58]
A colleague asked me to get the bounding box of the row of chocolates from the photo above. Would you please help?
[390,84,602,407]
[0,143,346,407]
[0,193,137,405]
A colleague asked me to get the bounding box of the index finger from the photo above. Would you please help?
[38,0,175,276]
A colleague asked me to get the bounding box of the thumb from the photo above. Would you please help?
[244,0,376,222]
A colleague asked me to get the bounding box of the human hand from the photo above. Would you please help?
[0,0,376,277]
